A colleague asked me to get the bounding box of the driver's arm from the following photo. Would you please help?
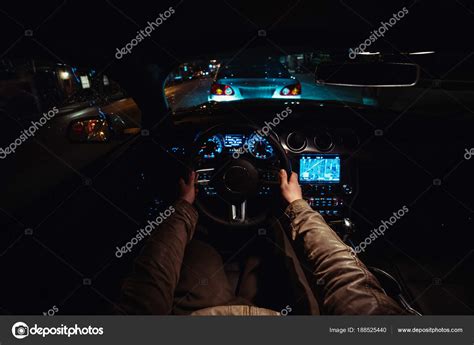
[117,172,198,314]
[279,170,405,315]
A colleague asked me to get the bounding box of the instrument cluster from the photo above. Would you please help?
[198,133,275,160]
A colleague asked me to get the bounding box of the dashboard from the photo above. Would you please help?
[188,127,356,221]
[165,100,368,223]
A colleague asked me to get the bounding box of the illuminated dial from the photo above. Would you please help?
[198,135,223,159]
[247,133,274,159]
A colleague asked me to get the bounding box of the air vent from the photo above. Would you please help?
[286,132,307,152]
[314,131,334,152]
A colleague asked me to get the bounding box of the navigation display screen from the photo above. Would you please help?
[299,155,340,183]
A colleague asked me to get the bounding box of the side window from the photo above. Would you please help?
[0,61,140,130]
[0,60,141,154]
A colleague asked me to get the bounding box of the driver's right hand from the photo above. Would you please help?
[279,169,303,204]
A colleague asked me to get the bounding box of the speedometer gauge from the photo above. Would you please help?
[198,135,223,159]
[247,133,274,159]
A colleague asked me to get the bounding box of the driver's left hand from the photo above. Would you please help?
[179,171,197,204]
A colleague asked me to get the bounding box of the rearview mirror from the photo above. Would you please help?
[315,62,420,87]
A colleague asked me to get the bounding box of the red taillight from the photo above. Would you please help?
[211,83,234,96]
[280,82,301,96]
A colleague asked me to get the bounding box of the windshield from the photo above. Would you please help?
[165,53,368,111]
[165,51,474,112]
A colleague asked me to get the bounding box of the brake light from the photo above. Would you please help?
[211,83,234,96]
[280,82,301,96]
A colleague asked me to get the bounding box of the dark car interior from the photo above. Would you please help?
[1,0,473,315]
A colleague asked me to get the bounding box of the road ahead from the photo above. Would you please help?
[165,73,474,113]
[165,74,367,111]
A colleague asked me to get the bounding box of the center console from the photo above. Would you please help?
[296,154,353,219]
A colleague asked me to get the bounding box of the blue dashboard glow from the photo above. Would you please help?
[247,133,274,159]
[198,133,275,160]
[198,135,223,159]
[299,155,340,183]
[224,134,244,147]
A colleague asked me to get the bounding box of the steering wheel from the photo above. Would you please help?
[189,123,291,227]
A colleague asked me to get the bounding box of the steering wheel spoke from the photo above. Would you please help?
[196,167,215,186]
[230,200,247,223]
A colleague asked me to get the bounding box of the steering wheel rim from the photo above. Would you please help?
[189,123,291,228]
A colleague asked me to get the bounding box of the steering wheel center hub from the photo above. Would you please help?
[224,166,250,193]
[217,159,259,201]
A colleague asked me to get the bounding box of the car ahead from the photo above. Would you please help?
[209,60,301,102]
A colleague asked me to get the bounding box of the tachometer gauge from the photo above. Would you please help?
[198,135,223,159]
[247,133,274,159]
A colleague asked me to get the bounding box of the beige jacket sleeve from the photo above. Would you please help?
[285,199,406,315]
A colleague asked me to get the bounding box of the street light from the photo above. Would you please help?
[59,71,70,80]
